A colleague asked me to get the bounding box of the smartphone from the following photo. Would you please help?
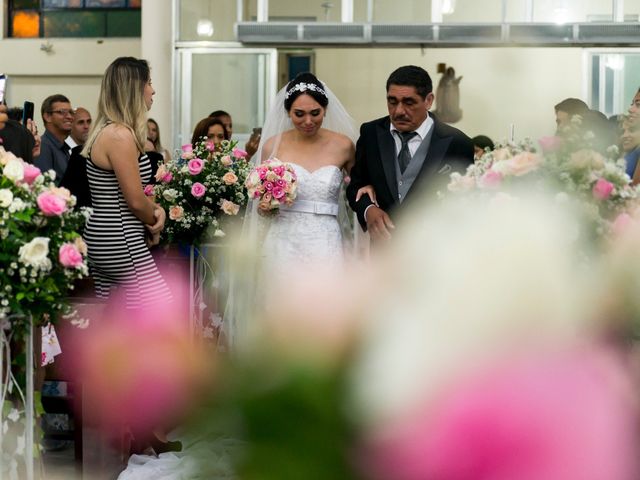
[0,74,7,105]
[23,101,34,124]
[249,127,262,144]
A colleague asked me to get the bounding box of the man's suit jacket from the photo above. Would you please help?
[346,114,474,230]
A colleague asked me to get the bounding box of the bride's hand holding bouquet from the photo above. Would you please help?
[246,158,297,216]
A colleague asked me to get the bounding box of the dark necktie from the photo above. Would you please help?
[398,131,418,174]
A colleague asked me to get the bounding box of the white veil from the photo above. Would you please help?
[219,78,358,351]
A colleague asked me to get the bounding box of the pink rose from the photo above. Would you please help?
[479,169,503,189]
[37,191,67,216]
[232,147,247,158]
[276,179,287,188]
[169,205,184,220]
[180,144,195,160]
[220,200,240,215]
[505,152,540,176]
[273,165,285,177]
[188,158,204,175]
[220,155,233,167]
[206,141,216,152]
[272,186,285,200]
[155,164,167,182]
[538,136,563,153]
[143,184,155,196]
[22,163,41,185]
[222,171,238,185]
[191,182,206,198]
[593,178,614,200]
[59,243,84,268]
[258,167,268,180]
[162,172,173,183]
[264,181,274,191]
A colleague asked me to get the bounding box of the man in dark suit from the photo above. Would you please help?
[347,65,474,242]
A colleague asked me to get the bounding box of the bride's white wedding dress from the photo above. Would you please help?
[262,162,344,269]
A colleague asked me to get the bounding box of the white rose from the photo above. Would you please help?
[3,159,24,183]
[18,237,51,270]
[0,189,13,208]
[9,198,27,213]
[163,189,179,202]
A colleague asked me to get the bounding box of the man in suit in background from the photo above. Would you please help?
[347,65,474,242]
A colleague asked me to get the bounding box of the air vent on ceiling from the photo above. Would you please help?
[302,24,365,42]
[577,23,640,42]
[509,24,574,43]
[438,24,502,43]
[371,24,435,43]
[236,23,300,42]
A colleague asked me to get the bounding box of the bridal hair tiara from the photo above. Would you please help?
[285,82,327,99]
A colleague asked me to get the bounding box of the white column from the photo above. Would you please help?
[613,0,624,21]
[432,0,443,23]
[142,1,174,151]
[342,0,354,22]
[257,0,269,22]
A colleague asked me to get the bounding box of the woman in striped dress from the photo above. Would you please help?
[81,57,170,308]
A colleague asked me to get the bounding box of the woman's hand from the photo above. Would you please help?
[355,184,378,206]
[146,206,166,235]
[146,231,161,248]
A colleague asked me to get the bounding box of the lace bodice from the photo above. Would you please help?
[262,162,344,268]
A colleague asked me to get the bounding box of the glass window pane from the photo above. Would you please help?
[533,0,613,23]
[443,0,504,22]
[189,53,270,137]
[43,10,106,36]
[372,0,430,23]
[106,10,141,36]
[179,0,237,41]
[12,0,39,8]
[85,0,126,7]
[12,10,40,37]
[269,0,342,21]
[623,0,640,21]
[43,0,83,7]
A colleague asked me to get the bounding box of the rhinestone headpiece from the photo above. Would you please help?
[285,82,327,100]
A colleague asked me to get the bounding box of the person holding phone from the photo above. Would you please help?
[0,82,35,162]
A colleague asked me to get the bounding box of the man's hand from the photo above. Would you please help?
[0,105,7,131]
[365,205,394,241]
[146,206,166,235]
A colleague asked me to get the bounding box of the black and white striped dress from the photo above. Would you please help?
[84,152,171,308]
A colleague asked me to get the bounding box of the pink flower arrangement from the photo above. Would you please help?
[478,169,503,189]
[245,158,297,216]
[593,178,614,200]
[152,138,251,244]
[188,158,204,176]
[37,191,68,216]
[58,243,84,268]
[143,184,155,196]
[191,182,206,198]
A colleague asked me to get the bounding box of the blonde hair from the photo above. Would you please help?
[82,57,150,157]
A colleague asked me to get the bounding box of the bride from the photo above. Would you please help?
[220,73,375,347]
[259,72,356,267]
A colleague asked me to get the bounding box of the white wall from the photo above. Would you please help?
[316,47,585,143]
[0,38,140,130]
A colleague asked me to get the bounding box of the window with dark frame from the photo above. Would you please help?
[8,0,142,38]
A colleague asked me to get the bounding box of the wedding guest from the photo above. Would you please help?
[65,107,92,150]
[554,97,589,134]
[60,110,93,210]
[210,109,260,158]
[147,118,171,161]
[628,87,640,121]
[621,117,640,182]
[81,56,170,306]
[0,112,35,162]
[191,117,229,146]
[7,106,23,123]
[472,134,494,160]
[35,94,74,184]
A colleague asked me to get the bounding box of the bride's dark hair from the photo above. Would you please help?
[284,72,329,111]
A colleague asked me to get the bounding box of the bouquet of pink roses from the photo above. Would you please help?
[152,138,251,244]
[245,158,298,216]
